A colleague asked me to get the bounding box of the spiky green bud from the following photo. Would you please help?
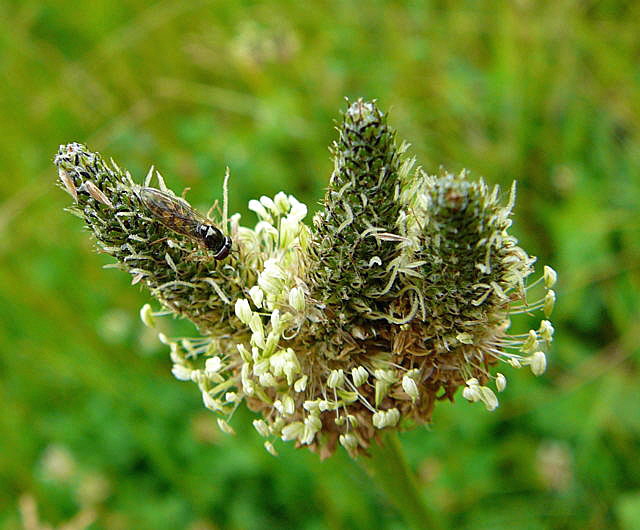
[54,143,248,336]
[310,99,407,311]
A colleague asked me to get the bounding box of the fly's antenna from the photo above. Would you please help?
[223,167,230,234]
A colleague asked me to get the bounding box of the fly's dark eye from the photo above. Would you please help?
[200,225,223,250]
[204,234,218,250]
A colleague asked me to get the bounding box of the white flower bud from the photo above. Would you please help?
[237,227,260,254]
[264,441,278,456]
[337,390,359,403]
[252,331,266,349]
[259,373,277,387]
[248,286,264,308]
[386,408,400,427]
[375,380,390,407]
[529,351,547,376]
[288,196,307,222]
[508,357,522,369]
[217,419,236,435]
[202,391,222,411]
[171,364,192,381]
[262,330,279,357]
[372,411,385,428]
[462,382,481,402]
[372,408,400,429]
[544,265,558,288]
[253,419,270,437]
[538,320,555,342]
[190,369,205,384]
[249,314,265,348]
[479,386,499,411]
[237,344,251,362]
[297,225,310,250]
[279,216,299,248]
[258,260,286,296]
[242,379,254,396]
[281,422,304,441]
[270,309,281,331]
[300,416,321,444]
[544,290,556,317]
[294,375,308,392]
[139,304,155,328]
[327,369,345,389]
[205,356,222,375]
[229,212,241,230]
[254,360,271,376]
[274,396,294,416]
[288,286,305,312]
[274,191,290,214]
[305,414,322,432]
[225,392,239,403]
[169,343,181,364]
[283,359,300,385]
[402,375,419,401]
[235,298,253,324]
[303,400,320,413]
[248,199,271,221]
[255,221,278,240]
[282,395,295,416]
[300,428,315,445]
[270,417,284,435]
[339,433,359,452]
[496,373,507,392]
[521,330,538,353]
[352,366,369,387]
[241,364,254,395]
[259,195,276,212]
[269,349,288,375]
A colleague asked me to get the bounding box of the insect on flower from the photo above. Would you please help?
[137,187,232,259]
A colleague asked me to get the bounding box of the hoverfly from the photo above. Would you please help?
[137,187,232,260]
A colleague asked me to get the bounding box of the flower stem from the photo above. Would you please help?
[363,432,443,529]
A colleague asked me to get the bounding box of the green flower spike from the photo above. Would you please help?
[55,99,555,460]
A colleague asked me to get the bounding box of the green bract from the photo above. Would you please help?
[55,99,555,458]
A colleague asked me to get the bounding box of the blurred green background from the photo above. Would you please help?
[1,1,639,528]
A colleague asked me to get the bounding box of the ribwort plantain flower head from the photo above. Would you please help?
[55,99,555,459]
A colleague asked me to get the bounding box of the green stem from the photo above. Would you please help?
[363,432,443,529]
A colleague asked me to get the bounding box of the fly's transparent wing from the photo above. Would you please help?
[138,187,204,236]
